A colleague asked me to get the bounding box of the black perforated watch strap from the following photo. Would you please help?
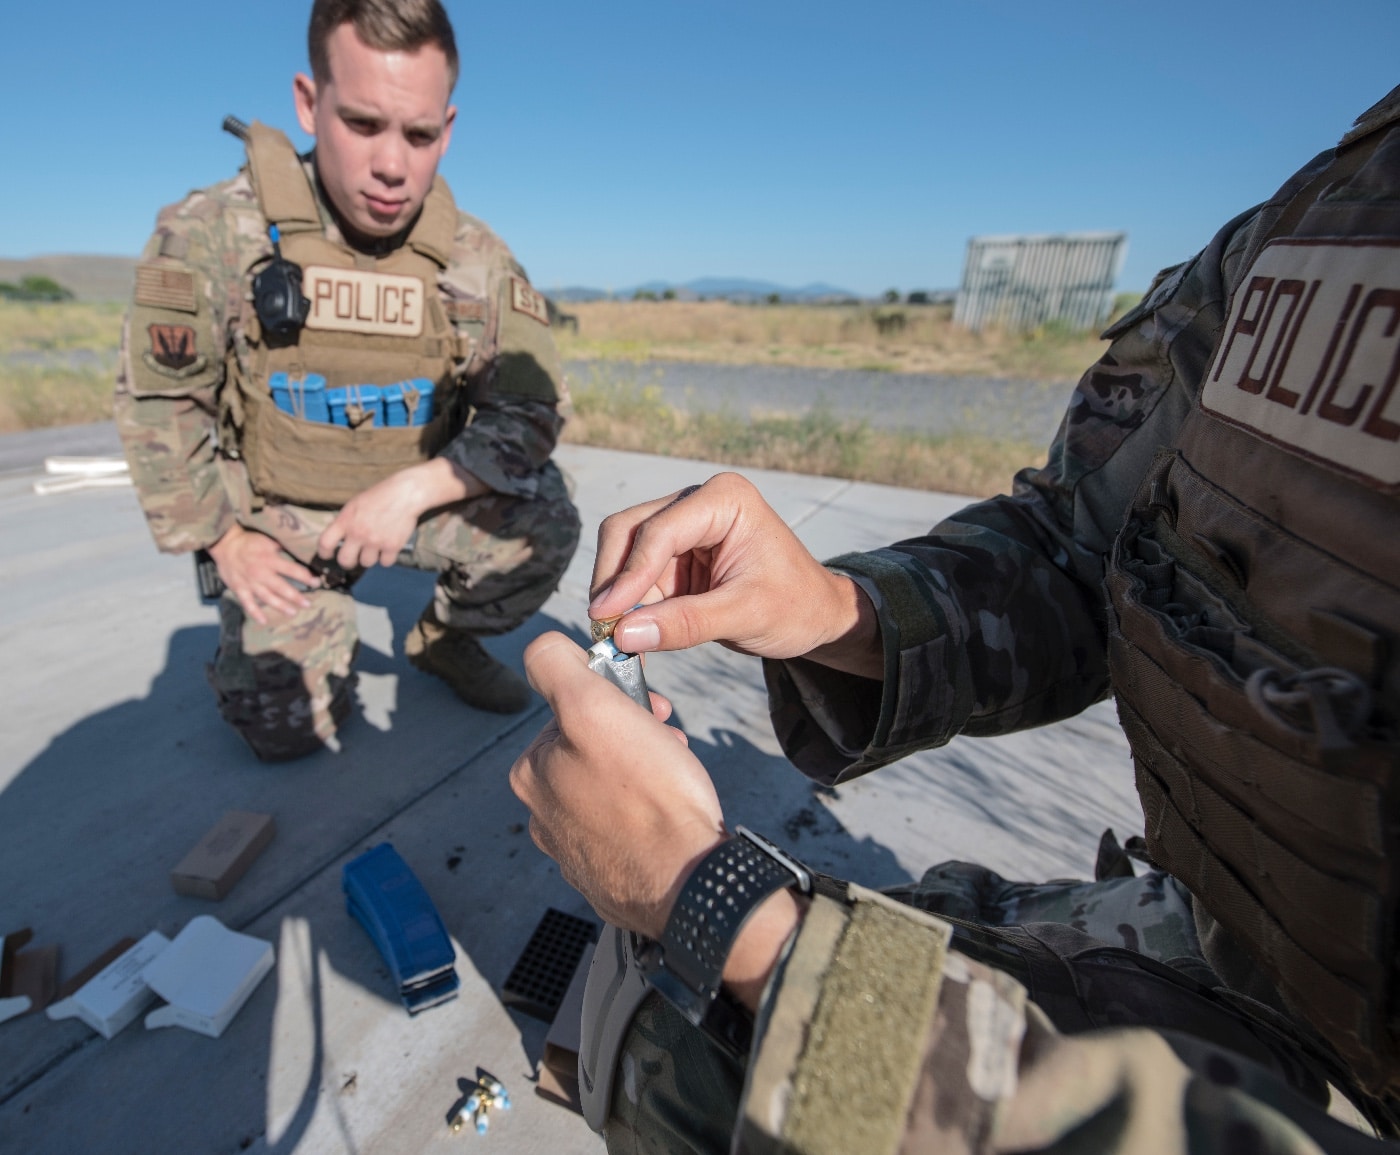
[640,828,811,1051]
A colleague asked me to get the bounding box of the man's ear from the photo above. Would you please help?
[438,103,457,160]
[293,72,319,137]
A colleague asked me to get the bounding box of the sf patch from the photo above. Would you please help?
[148,323,198,371]
[509,276,550,326]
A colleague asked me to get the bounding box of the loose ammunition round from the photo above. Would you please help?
[589,618,619,643]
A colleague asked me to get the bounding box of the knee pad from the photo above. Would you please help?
[207,591,360,760]
[208,655,357,761]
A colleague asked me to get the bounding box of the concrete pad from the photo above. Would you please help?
[0,436,1140,1152]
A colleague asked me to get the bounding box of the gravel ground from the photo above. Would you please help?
[566,359,1076,445]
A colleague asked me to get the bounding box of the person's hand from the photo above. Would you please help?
[587,472,883,678]
[511,630,808,1008]
[316,470,426,570]
[316,459,490,571]
[509,631,726,938]
[208,524,317,626]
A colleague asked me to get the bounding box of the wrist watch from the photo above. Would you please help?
[639,826,812,1057]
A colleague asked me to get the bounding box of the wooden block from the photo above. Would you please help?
[171,811,275,901]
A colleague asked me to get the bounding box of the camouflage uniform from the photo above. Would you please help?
[608,88,1400,1153]
[115,150,580,760]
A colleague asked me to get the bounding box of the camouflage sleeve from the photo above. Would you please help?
[113,195,236,553]
[736,888,1382,1155]
[438,255,565,497]
[764,201,1269,785]
[438,395,563,498]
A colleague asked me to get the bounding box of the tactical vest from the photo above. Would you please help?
[1106,103,1400,1095]
[223,122,461,508]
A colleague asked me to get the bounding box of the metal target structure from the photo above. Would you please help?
[953,231,1127,333]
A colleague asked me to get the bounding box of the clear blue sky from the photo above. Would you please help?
[1,0,1394,296]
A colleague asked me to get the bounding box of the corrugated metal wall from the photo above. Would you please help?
[953,232,1127,333]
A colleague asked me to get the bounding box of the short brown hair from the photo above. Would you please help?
[308,0,459,91]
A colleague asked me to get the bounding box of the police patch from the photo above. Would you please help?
[509,277,550,326]
[1202,238,1400,487]
[148,323,198,370]
[302,266,425,337]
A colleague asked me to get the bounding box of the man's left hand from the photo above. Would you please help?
[509,631,726,939]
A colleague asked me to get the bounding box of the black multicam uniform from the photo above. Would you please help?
[609,87,1400,1154]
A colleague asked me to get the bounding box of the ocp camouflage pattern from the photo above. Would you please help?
[114,158,570,554]
[114,152,580,758]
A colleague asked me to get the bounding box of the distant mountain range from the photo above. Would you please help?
[0,254,877,306]
[546,277,864,303]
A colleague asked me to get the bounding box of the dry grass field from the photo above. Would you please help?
[0,301,122,432]
[559,376,1041,498]
[0,297,1108,496]
[555,298,1117,381]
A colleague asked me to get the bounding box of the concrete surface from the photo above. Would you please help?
[0,432,1139,1154]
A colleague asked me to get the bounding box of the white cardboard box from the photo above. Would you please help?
[46,931,171,1039]
[141,916,274,1038]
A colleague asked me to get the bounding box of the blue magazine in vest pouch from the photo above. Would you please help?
[342,842,460,1014]
[327,384,384,427]
[270,372,330,423]
[383,378,435,426]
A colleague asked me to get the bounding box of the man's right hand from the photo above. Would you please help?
[207,524,318,625]
[587,472,884,679]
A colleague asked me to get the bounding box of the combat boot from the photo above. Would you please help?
[404,612,532,714]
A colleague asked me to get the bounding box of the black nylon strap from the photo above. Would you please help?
[658,836,798,997]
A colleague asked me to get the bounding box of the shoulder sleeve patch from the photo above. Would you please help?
[134,263,198,313]
[157,231,190,261]
[509,276,550,327]
[147,323,199,371]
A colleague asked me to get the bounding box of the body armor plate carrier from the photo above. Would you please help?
[222,122,461,508]
[1106,110,1400,1095]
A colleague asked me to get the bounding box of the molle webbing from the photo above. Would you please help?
[1106,449,1400,1094]
[406,176,457,268]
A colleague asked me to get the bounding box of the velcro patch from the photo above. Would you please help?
[445,297,488,323]
[134,264,197,313]
[303,266,425,337]
[148,323,198,370]
[510,276,550,326]
[157,232,190,261]
[1202,238,1400,487]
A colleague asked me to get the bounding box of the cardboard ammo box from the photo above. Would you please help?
[46,931,170,1039]
[171,811,275,900]
[536,949,594,1114]
[143,917,275,1038]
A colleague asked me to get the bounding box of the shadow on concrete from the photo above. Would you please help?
[1,564,910,1152]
